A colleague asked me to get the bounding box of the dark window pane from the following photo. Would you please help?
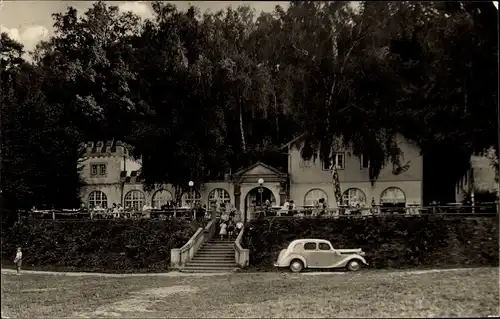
[304,242,317,250]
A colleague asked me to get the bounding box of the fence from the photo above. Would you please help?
[254,203,498,219]
[15,202,499,222]
[17,208,208,222]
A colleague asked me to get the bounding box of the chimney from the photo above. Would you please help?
[96,141,104,153]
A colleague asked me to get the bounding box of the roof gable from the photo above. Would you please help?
[233,161,285,177]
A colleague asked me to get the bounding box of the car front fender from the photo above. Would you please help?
[333,255,368,268]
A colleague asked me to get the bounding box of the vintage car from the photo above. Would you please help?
[274,239,368,273]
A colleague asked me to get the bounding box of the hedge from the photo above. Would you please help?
[243,215,499,270]
[1,219,200,273]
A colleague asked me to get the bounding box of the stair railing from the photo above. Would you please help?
[170,219,216,269]
[233,226,250,267]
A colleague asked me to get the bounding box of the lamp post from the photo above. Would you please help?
[188,181,194,219]
[496,1,500,214]
[258,178,264,217]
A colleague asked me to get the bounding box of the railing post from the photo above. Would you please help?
[171,248,181,268]
[471,192,475,215]
[52,210,56,220]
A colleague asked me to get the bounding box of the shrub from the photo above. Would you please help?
[243,216,499,270]
[1,219,201,273]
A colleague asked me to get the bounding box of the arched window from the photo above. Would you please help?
[380,187,406,206]
[152,189,173,209]
[88,191,108,208]
[124,190,145,210]
[208,188,231,204]
[304,189,329,206]
[181,191,202,208]
[342,188,367,207]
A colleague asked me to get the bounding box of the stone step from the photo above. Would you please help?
[201,245,234,249]
[185,262,238,268]
[202,244,234,248]
[207,241,235,244]
[198,248,234,254]
[180,268,236,273]
[190,258,235,264]
[193,255,235,259]
[205,243,234,247]
[182,263,238,269]
[198,248,234,253]
[196,255,234,259]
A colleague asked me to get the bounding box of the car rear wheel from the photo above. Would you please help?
[289,259,304,273]
[347,259,362,271]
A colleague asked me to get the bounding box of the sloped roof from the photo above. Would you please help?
[233,161,286,176]
[279,133,306,150]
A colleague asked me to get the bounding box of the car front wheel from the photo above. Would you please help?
[347,259,362,271]
[289,259,304,273]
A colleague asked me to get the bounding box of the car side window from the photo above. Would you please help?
[319,243,331,251]
[303,242,317,250]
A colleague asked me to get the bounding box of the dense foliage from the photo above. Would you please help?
[243,216,499,269]
[0,219,200,272]
[1,1,498,209]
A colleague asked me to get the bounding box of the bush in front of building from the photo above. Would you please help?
[1,219,201,273]
[243,215,499,270]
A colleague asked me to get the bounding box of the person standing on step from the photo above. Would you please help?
[227,220,235,239]
[236,219,243,234]
[13,247,22,275]
[219,221,227,240]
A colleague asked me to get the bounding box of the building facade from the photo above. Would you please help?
[284,134,423,210]
[454,150,498,202]
[79,135,424,221]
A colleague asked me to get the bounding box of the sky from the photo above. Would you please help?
[0,1,289,54]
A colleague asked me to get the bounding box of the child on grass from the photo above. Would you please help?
[13,247,22,275]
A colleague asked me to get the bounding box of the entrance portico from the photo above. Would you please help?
[232,162,288,222]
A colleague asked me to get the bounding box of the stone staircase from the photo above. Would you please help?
[180,239,239,273]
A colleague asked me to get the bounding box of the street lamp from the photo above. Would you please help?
[188,181,194,219]
[258,178,264,217]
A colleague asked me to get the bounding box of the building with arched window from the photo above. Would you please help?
[152,189,173,209]
[78,137,424,220]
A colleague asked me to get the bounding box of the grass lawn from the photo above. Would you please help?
[1,268,499,318]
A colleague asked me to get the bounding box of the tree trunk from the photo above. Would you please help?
[273,91,280,141]
[330,151,343,207]
[239,104,246,153]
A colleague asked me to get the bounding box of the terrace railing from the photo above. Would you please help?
[22,207,209,221]
[18,202,498,221]
[253,202,498,219]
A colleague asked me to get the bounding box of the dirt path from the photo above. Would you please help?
[72,285,199,318]
[0,269,229,277]
[1,267,486,278]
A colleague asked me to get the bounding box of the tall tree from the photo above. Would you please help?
[1,33,83,210]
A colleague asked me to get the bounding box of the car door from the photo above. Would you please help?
[301,242,318,267]
[316,242,343,268]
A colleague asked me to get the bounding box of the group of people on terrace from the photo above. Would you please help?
[255,196,379,217]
